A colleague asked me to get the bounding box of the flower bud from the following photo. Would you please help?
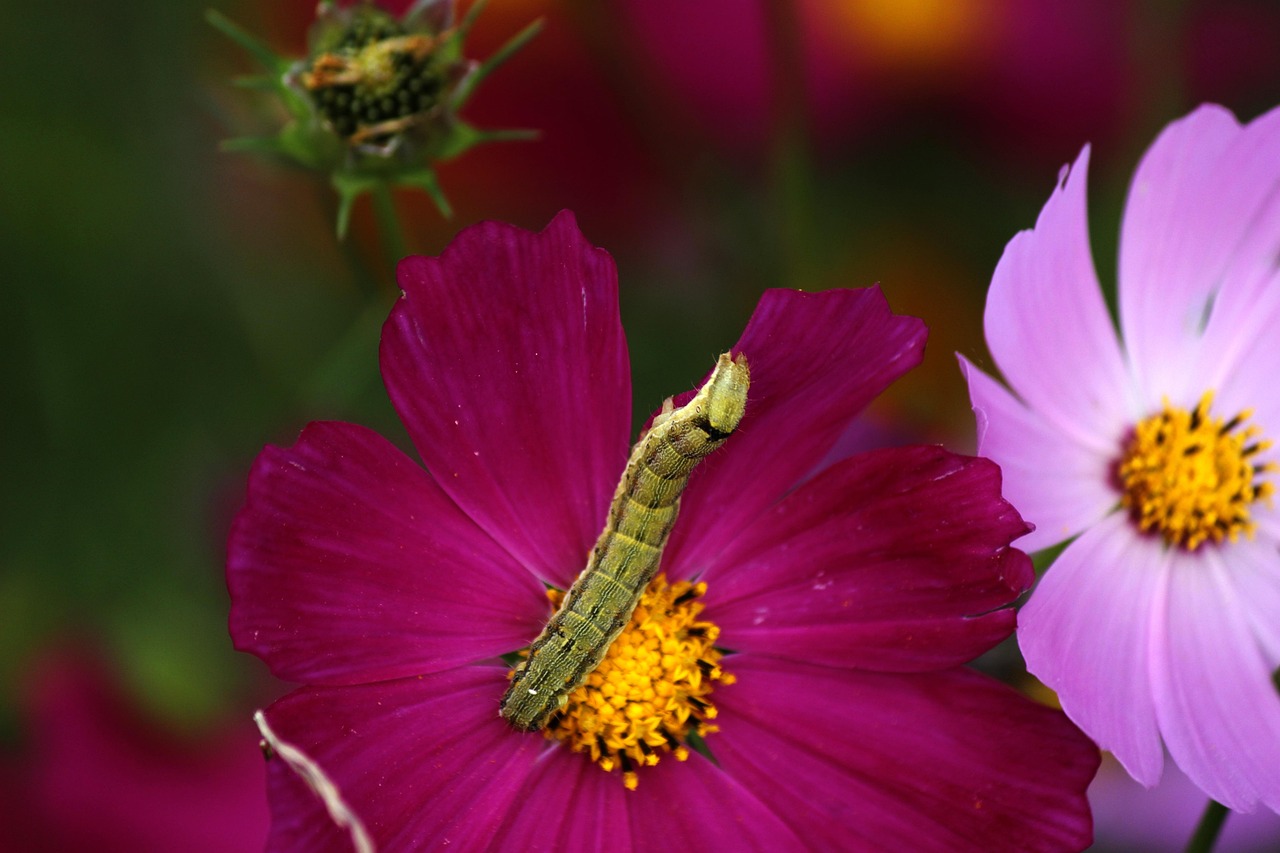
[209,0,541,234]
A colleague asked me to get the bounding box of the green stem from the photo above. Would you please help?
[1184,799,1229,853]
[1130,0,1190,136]
[763,0,818,290]
[299,297,392,410]
[369,182,409,272]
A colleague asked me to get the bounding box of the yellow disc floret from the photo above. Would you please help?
[1118,392,1275,550]
[539,575,732,790]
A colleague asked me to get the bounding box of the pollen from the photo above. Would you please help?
[1118,392,1275,550]
[542,575,732,790]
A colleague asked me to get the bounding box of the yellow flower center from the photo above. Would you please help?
[535,575,732,791]
[1118,392,1275,550]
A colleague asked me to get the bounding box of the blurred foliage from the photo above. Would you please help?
[0,0,400,731]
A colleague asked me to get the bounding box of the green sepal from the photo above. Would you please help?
[684,730,722,766]
[397,168,452,219]
[276,77,319,125]
[332,172,384,239]
[452,17,544,111]
[1031,539,1071,575]
[209,10,316,126]
[279,120,341,171]
[431,120,537,162]
[205,9,291,76]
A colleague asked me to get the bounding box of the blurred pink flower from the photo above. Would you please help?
[1091,757,1280,851]
[1,652,270,853]
[615,0,1130,164]
[963,103,1280,812]
[1184,1,1280,112]
[229,212,1098,850]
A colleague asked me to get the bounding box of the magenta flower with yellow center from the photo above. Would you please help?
[230,212,1097,850]
[962,103,1280,813]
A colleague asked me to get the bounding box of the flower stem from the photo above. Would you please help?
[370,182,409,272]
[1184,799,1229,853]
[299,296,391,410]
[763,0,819,291]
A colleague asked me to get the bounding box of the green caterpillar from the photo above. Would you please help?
[500,352,751,731]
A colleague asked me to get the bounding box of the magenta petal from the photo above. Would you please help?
[228,421,548,685]
[1018,514,1167,786]
[983,146,1132,452]
[494,749,631,852]
[381,212,631,587]
[261,667,541,851]
[715,656,1097,852]
[704,446,1031,671]
[664,287,926,576]
[961,356,1119,554]
[629,755,803,851]
[1151,547,1280,813]
[491,740,802,852]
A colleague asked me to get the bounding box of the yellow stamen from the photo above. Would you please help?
[1118,392,1275,550]
[531,575,732,788]
[303,36,435,93]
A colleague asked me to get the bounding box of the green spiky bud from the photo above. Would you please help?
[208,0,542,235]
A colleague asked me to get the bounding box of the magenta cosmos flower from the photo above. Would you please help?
[229,211,1097,850]
[962,103,1280,813]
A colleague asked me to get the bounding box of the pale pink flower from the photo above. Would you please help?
[963,103,1280,812]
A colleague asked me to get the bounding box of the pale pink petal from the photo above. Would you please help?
[1117,104,1272,405]
[1256,511,1280,545]
[1204,263,1280,438]
[1220,538,1280,680]
[663,287,926,576]
[1208,104,1280,285]
[228,422,548,686]
[961,355,1120,554]
[261,667,543,850]
[1151,548,1280,812]
[1018,513,1167,786]
[629,756,803,850]
[703,446,1030,672]
[382,212,631,588]
[984,145,1133,451]
[1187,113,1280,412]
[714,657,1098,851]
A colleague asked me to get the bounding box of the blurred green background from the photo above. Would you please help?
[3,0,1280,849]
